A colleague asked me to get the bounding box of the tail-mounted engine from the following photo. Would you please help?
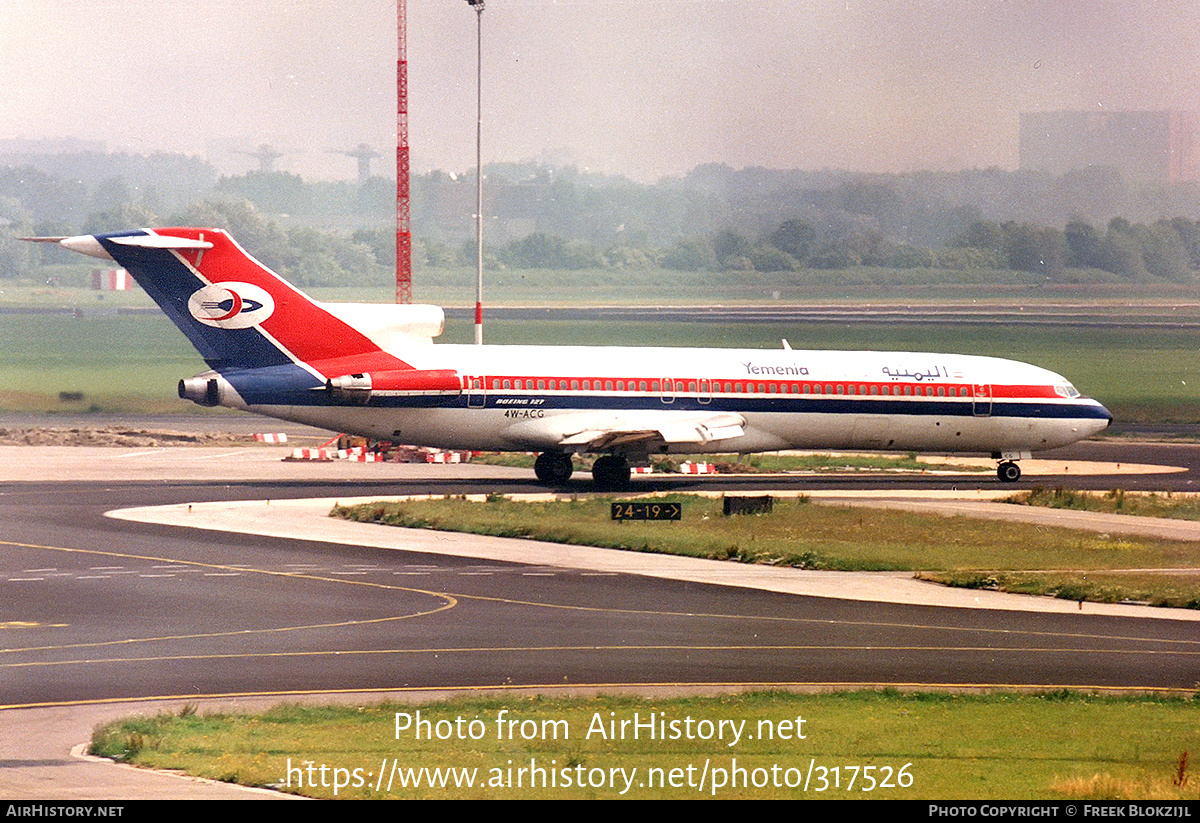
[178,374,229,407]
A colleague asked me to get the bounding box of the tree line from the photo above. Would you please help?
[5,149,1200,284]
[404,215,1200,282]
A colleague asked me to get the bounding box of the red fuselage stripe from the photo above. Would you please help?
[464,375,1063,399]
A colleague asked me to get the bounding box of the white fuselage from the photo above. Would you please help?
[236,343,1111,458]
[44,228,1110,467]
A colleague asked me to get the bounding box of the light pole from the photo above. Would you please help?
[467,0,485,345]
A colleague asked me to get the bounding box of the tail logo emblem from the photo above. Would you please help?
[188,282,275,329]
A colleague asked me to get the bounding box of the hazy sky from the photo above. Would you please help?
[3,1,1198,182]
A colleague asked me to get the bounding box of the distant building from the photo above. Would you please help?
[1019,110,1198,185]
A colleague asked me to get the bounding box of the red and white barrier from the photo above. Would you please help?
[254,432,288,443]
[92,268,132,290]
[425,451,463,464]
[343,452,384,462]
[288,442,471,464]
[290,448,335,461]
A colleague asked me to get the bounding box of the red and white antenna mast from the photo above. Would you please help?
[468,0,484,344]
[395,0,412,304]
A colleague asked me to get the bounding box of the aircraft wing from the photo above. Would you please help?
[554,412,746,451]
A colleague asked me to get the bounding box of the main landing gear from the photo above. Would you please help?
[591,454,631,490]
[533,451,574,485]
[532,452,632,489]
[996,461,1021,483]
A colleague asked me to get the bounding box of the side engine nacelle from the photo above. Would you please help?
[326,373,374,404]
[326,369,462,405]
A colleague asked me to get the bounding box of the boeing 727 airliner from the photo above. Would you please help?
[35,228,1112,487]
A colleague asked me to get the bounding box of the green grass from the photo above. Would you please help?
[333,495,1200,609]
[12,265,1200,307]
[1006,488,1200,521]
[333,494,1200,608]
[925,570,1200,609]
[0,312,208,413]
[413,264,1053,305]
[88,691,1200,799]
[409,265,1200,306]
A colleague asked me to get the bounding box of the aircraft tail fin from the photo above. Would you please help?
[49,228,422,378]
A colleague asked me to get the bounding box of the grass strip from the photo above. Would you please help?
[333,494,1200,607]
[89,691,1200,799]
[333,494,1200,572]
[1007,488,1200,521]
[921,571,1200,610]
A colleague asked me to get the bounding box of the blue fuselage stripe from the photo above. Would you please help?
[257,388,1107,421]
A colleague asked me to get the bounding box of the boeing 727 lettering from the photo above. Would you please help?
[35,228,1113,487]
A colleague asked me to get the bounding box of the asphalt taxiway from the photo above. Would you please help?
[2,436,1200,797]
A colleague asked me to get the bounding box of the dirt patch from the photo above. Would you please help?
[0,427,258,448]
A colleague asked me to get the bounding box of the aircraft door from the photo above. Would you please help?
[972,383,992,417]
[467,376,486,408]
[660,377,675,405]
[698,377,712,404]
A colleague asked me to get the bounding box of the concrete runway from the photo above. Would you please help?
[2,436,1200,798]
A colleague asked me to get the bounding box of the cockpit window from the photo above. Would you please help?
[1054,383,1081,398]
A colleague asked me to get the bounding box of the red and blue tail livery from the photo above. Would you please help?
[40,227,1112,487]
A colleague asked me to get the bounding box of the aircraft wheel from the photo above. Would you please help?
[997,461,1021,483]
[592,455,631,490]
[534,452,573,485]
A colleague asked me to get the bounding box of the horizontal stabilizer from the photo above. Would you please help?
[109,234,214,251]
[23,233,211,260]
[23,235,111,260]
